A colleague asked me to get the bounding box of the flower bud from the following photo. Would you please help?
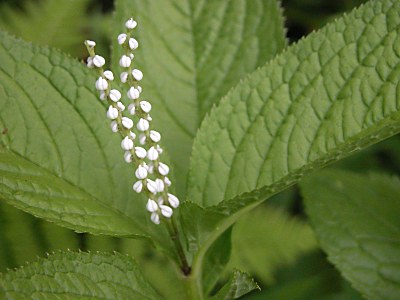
[121,117,134,129]
[125,18,137,29]
[139,133,146,145]
[85,40,96,47]
[110,120,118,132]
[158,162,169,175]
[146,179,158,194]
[146,199,158,212]
[134,147,147,159]
[137,118,149,131]
[150,212,160,224]
[129,38,139,50]
[119,55,131,67]
[164,177,172,186]
[160,205,173,218]
[120,72,128,83]
[128,103,136,115]
[167,193,180,208]
[140,101,151,113]
[93,55,105,67]
[109,89,121,102]
[149,130,161,143]
[155,178,165,192]
[106,106,118,120]
[147,146,159,161]
[124,151,133,163]
[121,136,134,150]
[87,56,94,68]
[103,70,114,81]
[133,180,143,193]
[135,165,148,179]
[116,102,125,111]
[95,77,108,90]
[127,87,140,99]
[99,91,106,101]
[131,69,143,81]
[117,33,127,45]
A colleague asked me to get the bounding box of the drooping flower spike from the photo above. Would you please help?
[84,19,179,225]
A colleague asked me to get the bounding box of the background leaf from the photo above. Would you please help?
[112,0,287,197]
[301,170,400,299]
[0,0,91,57]
[0,251,161,299]
[188,0,400,208]
[0,31,177,258]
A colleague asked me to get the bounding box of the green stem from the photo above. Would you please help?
[166,218,191,275]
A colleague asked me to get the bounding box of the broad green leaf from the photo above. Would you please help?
[0,0,90,57]
[185,0,400,292]
[112,0,287,197]
[301,170,400,299]
[211,270,259,300]
[0,31,176,258]
[228,205,317,285]
[188,0,400,207]
[0,251,161,299]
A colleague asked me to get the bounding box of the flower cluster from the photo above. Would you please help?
[84,18,179,225]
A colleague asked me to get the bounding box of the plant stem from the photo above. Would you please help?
[166,218,191,275]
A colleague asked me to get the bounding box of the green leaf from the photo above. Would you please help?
[228,205,317,285]
[211,269,259,300]
[0,0,91,57]
[185,0,400,293]
[301,170,400,299]
[0,251,161,299]
[188,0,400,207]
[0,31,176,258]
[112,0,287,197]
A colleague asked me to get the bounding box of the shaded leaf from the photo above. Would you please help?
[301,170,400,299]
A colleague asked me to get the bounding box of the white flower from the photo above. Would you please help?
[95,77,108,90]
[116,102,125,111]
[146,199,158,212]
[125,18,137,29]
[137,118,149,131]
[99,91,107,101]
[133,180,143,193]
[129,131,136,139]
[120,72,128,83]
[127,87,140,99]
[119,55,132,67]
[121,136,134,150]
[137,86,142,93]
[129,38,139,50]
[109,89,121,102]
[127,104,136,116]
[158,162,169,175]
[139,133,146,145]
[131,69,143,81]
[164,177,172,186]
[106,106,118,120]
[155,178,165,193]
[93,55,105,67]
[87,56,94,68]
[150,212,160,224]
[147,146,159,161]
[167,193,180,208]
[103,70,114,81]
[146,179,158,194]
[121,117,134,129]
[124,151,132,163]
[147,115,153,121]
[149,130,161,143]
[85,40,96,47]
[117,33,127,45]
[160,205,173,218]
[110,120,118,132]
[129,53,134,59]
[139,101,151,113]
[135,165,148,179]
[134,146,147,159]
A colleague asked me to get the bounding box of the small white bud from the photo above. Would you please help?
[85,40,96,47]
[139,133,146,145]
[99,91,106,101]
[137,118,149,131]
[125,18,137,29]
[146,179,158,194]
[133,180,143,193]
[93,55,105,67]
[149,130,161,143]
[135,165,148,179]
[128,103,136,115]
[160,205,173,218]
[106,106,118,120]
[131,69,143,81]
[164,177,172,186]
[110,120,118,132]
[151,212,160,225]
[134,146,147,159]
[167,193,180,208]
[156,145,163,154]
[137,86,142,93]
[109,89,121,102]
[157,196,164,205]
[116,102,125,111]
[129,131,136,139]
[117,33,127,45]
[103,70,114,81]
[146,199,158,212]
[147,115,153,121]
[121,136,134,150]
[140,101,152,113]
[127,87,140,100]
[87,56,94,68]
[120,72,128,83]
[119,55,131,67]
[121,117,134,129]
[155,179,165,193]
[129,53,134,59]
[95,77,108,90]
[147,146,159,161]
[129,38,139,50]
[158,162,169,175]
[147,162,154,173]
[124,151,132,163]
